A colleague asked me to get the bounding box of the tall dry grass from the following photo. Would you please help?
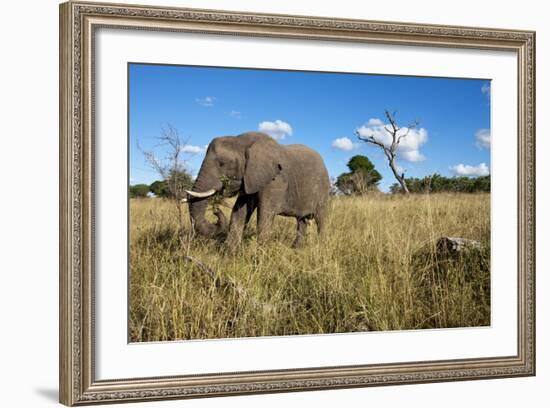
[129,193,490,342]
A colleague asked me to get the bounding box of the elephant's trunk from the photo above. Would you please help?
[188,166,226,238]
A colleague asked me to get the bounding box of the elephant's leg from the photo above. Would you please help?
[256,177,285,244]
[314,203,327,236]
[256,205,277,244]
[244,196,258,227]
[225,195,251,251]
[292,218,309,248]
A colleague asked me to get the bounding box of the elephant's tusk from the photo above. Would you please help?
[185,189,217,198]
[180,197,188,203]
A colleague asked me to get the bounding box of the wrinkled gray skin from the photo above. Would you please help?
[188,132,330,250]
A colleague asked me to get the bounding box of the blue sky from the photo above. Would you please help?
[129,63,491,192]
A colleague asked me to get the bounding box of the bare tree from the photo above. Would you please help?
[356,110,418,194]
[336,172,377,196]
[138,124,195,234]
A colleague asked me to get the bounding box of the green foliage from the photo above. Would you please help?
[166,170,194,196]
[148,170,194,198]
[335,155,382,195]
[346,155,379,175]
[208,175,232,211]
[129,184,150,198]
[131,170,194,199]
[390,174,491,194]
[149,180,170,198]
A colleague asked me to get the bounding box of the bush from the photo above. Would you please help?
[390,174,490,194]
[149,180,170,198]
[336,155,382,195]
[129,184,150,198]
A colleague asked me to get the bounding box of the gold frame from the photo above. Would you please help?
[59,1,536,405]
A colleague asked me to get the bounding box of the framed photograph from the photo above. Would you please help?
[59,1,535,405]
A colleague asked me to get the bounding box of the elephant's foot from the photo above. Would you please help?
[224,231,243,255]
[292,218,308,248]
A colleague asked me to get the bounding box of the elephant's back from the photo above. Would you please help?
[283,144,330,216]
[285,144,326,166]
[285,144,329,180]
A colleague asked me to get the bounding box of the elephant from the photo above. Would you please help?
[184,131,330,249]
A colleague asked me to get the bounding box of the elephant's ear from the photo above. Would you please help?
[244,138,285,195]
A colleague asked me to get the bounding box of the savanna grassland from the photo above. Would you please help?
[129,193,490,342]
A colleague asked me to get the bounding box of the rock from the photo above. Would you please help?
[437,237,481,255]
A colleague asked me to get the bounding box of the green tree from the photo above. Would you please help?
[148,170,194,198]
[346,155,381,178]
[336,155,382,195]
[129,184,150,198]
[166,169,194,196]
[149,180,170,197]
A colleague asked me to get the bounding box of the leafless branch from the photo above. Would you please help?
[356,110,418,194]
[396,127,411,145]
[137,124,197,236]
[355,130,385,149]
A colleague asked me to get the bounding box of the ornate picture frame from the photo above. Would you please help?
[59,1,535,405]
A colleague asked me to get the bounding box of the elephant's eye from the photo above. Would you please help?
[219,161,225,168]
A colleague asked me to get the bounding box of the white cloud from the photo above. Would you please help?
[196,96,216,107]
[475,128,491,149]
[331,137,357,151]
[450,163,490,177]
[258,120,293,140]
[481,82,491,96]
[367,118,384,126]
[180,144,205,154]
[356,118,428,162]
[229,110,241,118]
